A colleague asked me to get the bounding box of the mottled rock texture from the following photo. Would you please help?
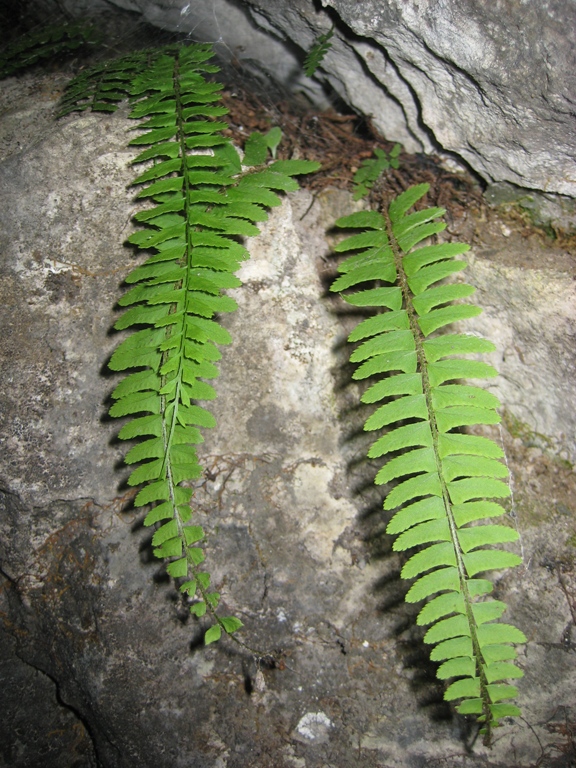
[60,0,576,198]
[1,61,576,768]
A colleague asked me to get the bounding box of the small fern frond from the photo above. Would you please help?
[109,43,319,646]
[0,22,98,79]
[304,26,334,77]
[352,144,401,200]
[58,47,175,116]
[331,183,525,744]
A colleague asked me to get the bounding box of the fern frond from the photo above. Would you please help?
[58,47,178,116]
[331,183,524,744]
[352,144,401,200]
[304,26,334,77]
[0,22,98,79]
[109,43,319,646]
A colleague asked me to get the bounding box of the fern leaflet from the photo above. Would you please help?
[304,26,334,77]
[353,144,401,200]
[331,183,525,744]
[108,43,319,646]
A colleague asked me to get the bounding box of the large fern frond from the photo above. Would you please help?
[108,43,319,645]
[331,184,525,744]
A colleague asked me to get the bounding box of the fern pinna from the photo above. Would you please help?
[331,184,525,744]
[107,44,319,646]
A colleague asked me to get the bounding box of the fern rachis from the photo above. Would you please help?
[331,183,525,744]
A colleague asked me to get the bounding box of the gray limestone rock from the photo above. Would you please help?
[322,0,576,197]
[55,0,576,200]
[1,58,576,768]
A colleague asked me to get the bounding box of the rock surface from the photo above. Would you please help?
[60,0,576,199]
[1,62,576,768]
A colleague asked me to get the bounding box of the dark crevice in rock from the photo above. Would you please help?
[16,651,101,768]
[0,590,99,768]
[382,44,489,189]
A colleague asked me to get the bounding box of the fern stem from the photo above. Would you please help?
[167,51,222,634]
[159,49,190,524]
[383,205,494,742]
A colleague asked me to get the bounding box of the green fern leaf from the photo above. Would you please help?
[438,433,504,459]
[335,230,389,253]
[220,616,244,634]
[59,48,169,116]
[304,26,334,77]
[385,472,443,511]
[350,330,414,362]
[430,635,473,661]
[417,592,467,626]
[368,421,433,458]
[393,207,445,237]
[448,477,510,505]
[204,625,222,645]
[408,259,467,294]
[387,497,446,537]
[364,394,428,431]
[457,525,518,552]
[124,438,164,464]
[143,502,175,526]
[352,146,402,200]
[424,334,496,361]
[394,518,450,551]
[387,184,428,220]
[424,614,471,645]
[437,657,477,680]
[336,211,387,229]
[413,284,477,314]
[484,662,524,683]
[403,242,471,275]
[332,183,524,743]
[344,286,403,310]
[107,43,319,646]
[445,677,481,701]
[436,405,501,432]
[362,372,422,403]
[442,455,508,482]
[331,262,396,291]
[190,601,207,618]
[1,22,98,80]
[432,384,501,410]
[401,542,456,580]
[405,567,460,603]
[348,310,410,341]
[464,549,522,577]
[418,305,484,337]
[375,447,436,485]
[428,359,498,387]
